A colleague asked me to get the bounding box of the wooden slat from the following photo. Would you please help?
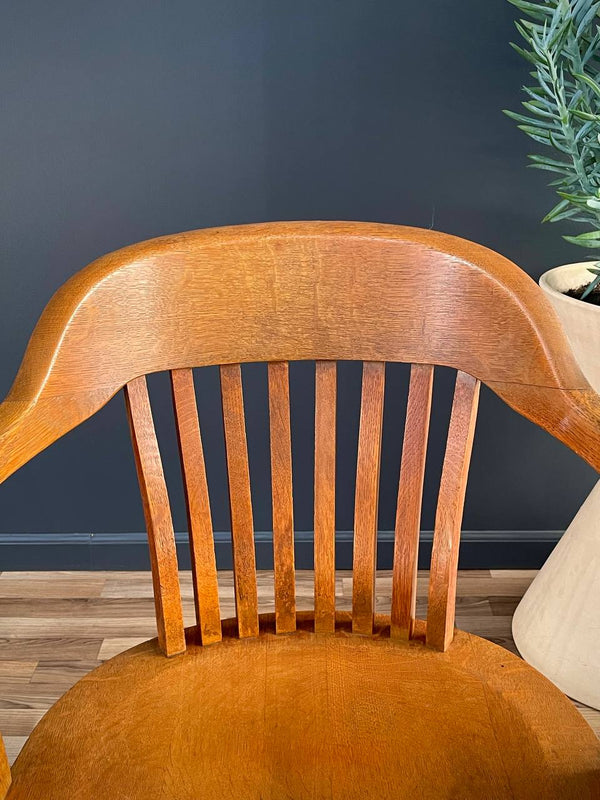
[314,361,337,634]
[352,362,386,635]
[220,363,259,638]
[171,368,221,645]
[268,362,296,633]
[426,370,480,651]
[124,376,186,657]
[390,363,434,639]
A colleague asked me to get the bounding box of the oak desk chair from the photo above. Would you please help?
[0,222,599,799]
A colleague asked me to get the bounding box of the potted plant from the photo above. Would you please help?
[505,0,600,383]
[506,0,600,711]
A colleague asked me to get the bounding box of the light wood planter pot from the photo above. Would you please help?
[513,261,600,710]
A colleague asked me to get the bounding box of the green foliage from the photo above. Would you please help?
[505,0,600,277]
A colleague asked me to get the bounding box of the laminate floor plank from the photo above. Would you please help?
[0,710,45,737]
[3,738,26,766]
[98,638,150,660]
[29,661,103,687]
[0,575,105,599]
[0,664,36,683]
[0,639,102,662]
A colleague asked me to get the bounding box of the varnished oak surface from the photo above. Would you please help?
[427,371,480,650]
[1,224,600,794]
[390,363,433,639]
[2,221,599,657]
[124,377,185,656]
[0,569,598,799]
[6,615,600,799]
[3,221,600,484]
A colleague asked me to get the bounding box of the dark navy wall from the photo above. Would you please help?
[0,1,594,545]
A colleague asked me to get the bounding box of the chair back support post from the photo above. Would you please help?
[390,363,434,639]
[219,363,259,639]
[314,360,337,634]
[268,361,296,634]
[124,376,186,656]
[426,371,481,650]
[171,368,222,645]
[352,361,386,635]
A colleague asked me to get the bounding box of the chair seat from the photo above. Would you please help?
[7,613,600,800]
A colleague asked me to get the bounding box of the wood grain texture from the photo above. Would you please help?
[170,368,221,645]
[3,221,600,486]
[6,613,600,800]
[427,371,481,651]
[314,361,337,634]
[219,364,259,639]
[2,222,600,791]
[124,377,185,657]
[352,362,385,635]
[267,362,296,634]
[391,363,434,639]
[0,735,10,800]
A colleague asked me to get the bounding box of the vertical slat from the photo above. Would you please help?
[171,368,222,645]
[268,362,296,633]
[352,361,386,636]
[427,370,480,651]
[124,376,186,657]
[390,363,434,639]
[314,361,337,634]
[220,363,259,638]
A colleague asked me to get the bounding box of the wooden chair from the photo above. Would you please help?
[0,221,599,799]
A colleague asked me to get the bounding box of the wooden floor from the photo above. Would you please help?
[0,569,597,766]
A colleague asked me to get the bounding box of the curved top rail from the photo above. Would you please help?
[1,220,600,481]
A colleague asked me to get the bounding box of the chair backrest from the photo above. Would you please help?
[1,221,599,657]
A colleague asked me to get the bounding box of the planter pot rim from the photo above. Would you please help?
[539,261,600,313]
